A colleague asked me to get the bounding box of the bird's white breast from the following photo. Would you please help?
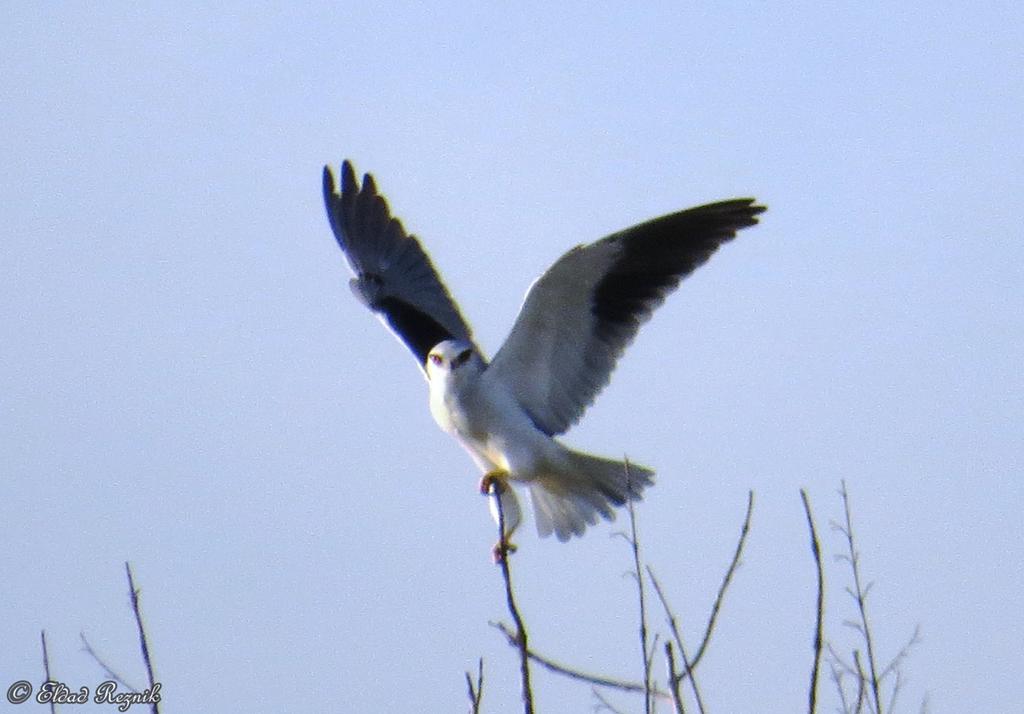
[428,366,554,480]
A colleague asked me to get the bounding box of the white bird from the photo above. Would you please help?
[323,160,764,554]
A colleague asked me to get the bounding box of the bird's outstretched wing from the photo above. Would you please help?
[486,199,766,436]
[323,161,475,371]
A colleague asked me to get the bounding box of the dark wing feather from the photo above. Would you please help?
[591,199,765,355]
[322,161,475,369]
[487,199,765,435]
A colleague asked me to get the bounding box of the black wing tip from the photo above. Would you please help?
[323,160,360,243]
[740,199,767,226]
[322,164,336,197]
[339,158,357,182]
[734,197,766,210]
[739,198,767,220]
[328,159,379,200]
[323,159,362,194]
[341,159,360,195]
[698,196,765,213]
[687,197,767,230]
[362,172,378,196]
[323,159,378,210]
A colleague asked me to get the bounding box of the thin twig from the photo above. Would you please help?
[881,626,921,714]
[879,625,921,683]
[647,568,705,714]
[490,482,534,714]
[623,461,653,714]
[125,562,161,714]
[800,489,825,714]
[40,630,56,714]
[887,670,904,714]
[853,649,868,713]
[81,633,139,691]
[830,659,853,714]
[592,688,630,714]
[829,484,922,713]
[664,642,686,714]
[492,621,668,696]
[465,657,484,714]
[836,483,883,714]
[680,490,754,683]
[827,643,866,713]
[826,643,857,679]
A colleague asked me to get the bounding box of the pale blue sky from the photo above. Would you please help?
[2,3,1022,712]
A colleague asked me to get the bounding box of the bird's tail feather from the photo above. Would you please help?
[528,451,654,541]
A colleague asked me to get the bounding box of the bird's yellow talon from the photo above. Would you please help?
[479,470,508,495]
[492,539,518,563]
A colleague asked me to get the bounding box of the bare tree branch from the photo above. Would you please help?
[835,482,883,714]
[879,625,921,684]
[882,626,922,714]
[800,489,825,714]
[592,688,630,714]
[623,461,653,714]
[40,630,56,714]
[647,567,705,714]
[491,621,667,696]
[664,641,686,714]
[81,632,139,692]
[830,658,853,714]
[853,649,868,714]
[680,489,754,683]
[489,481,534,714]
[465,657,484,714]
[829,582,921,710]
[125,562,161,714]
[78,564,161,714]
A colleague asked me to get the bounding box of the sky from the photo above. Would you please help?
[2,3,1022,712]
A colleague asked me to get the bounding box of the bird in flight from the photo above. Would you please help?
[323,160,764,557]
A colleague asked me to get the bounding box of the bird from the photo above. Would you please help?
[322,160,764,557]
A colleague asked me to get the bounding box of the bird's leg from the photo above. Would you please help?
[481,471,519,562]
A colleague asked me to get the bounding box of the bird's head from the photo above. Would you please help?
[426,339,481,384]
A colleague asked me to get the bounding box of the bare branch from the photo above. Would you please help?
[623,461,653,714]
[465,658,484,714]
[882,626,922,713]
[592,688,630,714]
[838,482,883,714]
[125,562,161,714]
[40,630,56,714]
[830,658,853,714]
[681,490,754,682]
[80,632,139,691]
[489,481,534,714]
[827,643,858,680]
[886,670,903,714]
[664,642,686,714]
[853,649,868,714]
[646,567,705,714]
[800,489,825,714]
[491,621,666,696]
[829,482,922,714]
[646,632,661,690]
[879,625,921,683]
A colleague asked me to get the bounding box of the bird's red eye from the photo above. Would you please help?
[429,354,443,366]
